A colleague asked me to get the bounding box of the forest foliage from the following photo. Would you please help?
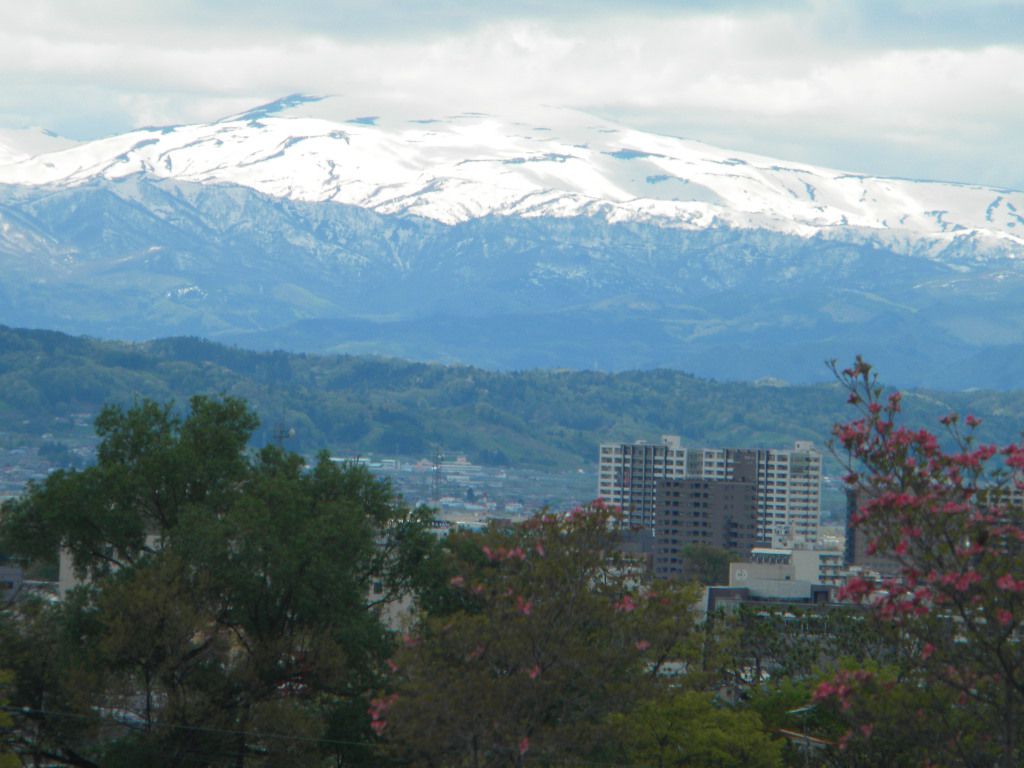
[3,325,1024,470]
[4,359,1024,765]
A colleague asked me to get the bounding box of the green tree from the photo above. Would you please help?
[1,397,257,578]
[0,397,432,767]
[821,358,1024,767]
[679,543,731,585]
[377,506,710,767]
[0,670,19,768]
[609,691,783,768]
[713,604,898,695]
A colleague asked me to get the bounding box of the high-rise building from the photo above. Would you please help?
[653,477,761,579]
[843,488,901,580]
[597,435,689,530]
[598,437,822,548]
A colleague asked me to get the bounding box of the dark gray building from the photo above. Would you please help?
[653,476,764,579]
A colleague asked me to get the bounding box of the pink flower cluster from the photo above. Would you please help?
[996,573,1024,593]
[482,545,527,562]
[614,594,636,613]
[368,693,398,736]
[813,669,875,711]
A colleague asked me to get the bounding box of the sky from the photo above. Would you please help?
[0,0,1021,189]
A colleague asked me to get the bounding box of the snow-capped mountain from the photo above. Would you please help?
[0,95,1021,258]
[2,95,1024,388]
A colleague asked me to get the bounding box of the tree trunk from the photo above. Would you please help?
[1003,681,1016,768]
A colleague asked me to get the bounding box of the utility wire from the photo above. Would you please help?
[2,704,670,767]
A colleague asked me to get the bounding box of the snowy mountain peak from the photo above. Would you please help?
[0,96,1021,256]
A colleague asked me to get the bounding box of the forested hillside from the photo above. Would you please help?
[1,325,1022,469]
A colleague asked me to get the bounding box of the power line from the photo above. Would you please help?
[2,705,668,767]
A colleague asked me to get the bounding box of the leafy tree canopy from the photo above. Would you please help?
[0,396,435,767]
[375,506,778,766]
[817,358,1024,767]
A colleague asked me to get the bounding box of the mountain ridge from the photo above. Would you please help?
[1,96,1021,258]
[1,98,1023,388]
[3,323,1024,476]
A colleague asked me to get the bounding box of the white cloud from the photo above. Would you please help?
[0,2,1020,188]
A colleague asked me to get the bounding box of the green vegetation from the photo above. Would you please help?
[4,364,1024,765]
[3,325,1023,471]
[381,508,717,766]
[0,397,790,767]
[818,359,1024,767]
[0,396,437,767]
[610,693,783,768]
[677,544,732,586]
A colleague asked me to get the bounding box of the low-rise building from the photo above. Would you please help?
[704,555,832,613]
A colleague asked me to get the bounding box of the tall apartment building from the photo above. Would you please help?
[596,436,689,530]
[598,436,822,548]
[653,477,761,579]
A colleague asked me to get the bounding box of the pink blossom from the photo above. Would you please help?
[482,545,497,562]
[386,658,400,673]
[517,595,533,616]
[838,576,873,602]
[996,609,1014,627]
[528,664,541,680]
[835,729,851,753]
[921,643,935,660]
[955,542,984,557]
[997,574,1024,593]
[534,542,546,557]
[1005,445,1024,470]
[368,693,398,736]
[449,575,465,588]
[614,595,636,613]
[635,640,651,651]
[518,737,530,756]
[954,571,981,592]
[812,681,835,701]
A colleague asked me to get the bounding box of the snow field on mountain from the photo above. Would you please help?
[0,99,1020,256]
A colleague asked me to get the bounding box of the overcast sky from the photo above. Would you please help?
[1,1,1021,188]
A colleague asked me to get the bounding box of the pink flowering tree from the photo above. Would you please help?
[373,504,709,767]
[822,357,1024,767]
